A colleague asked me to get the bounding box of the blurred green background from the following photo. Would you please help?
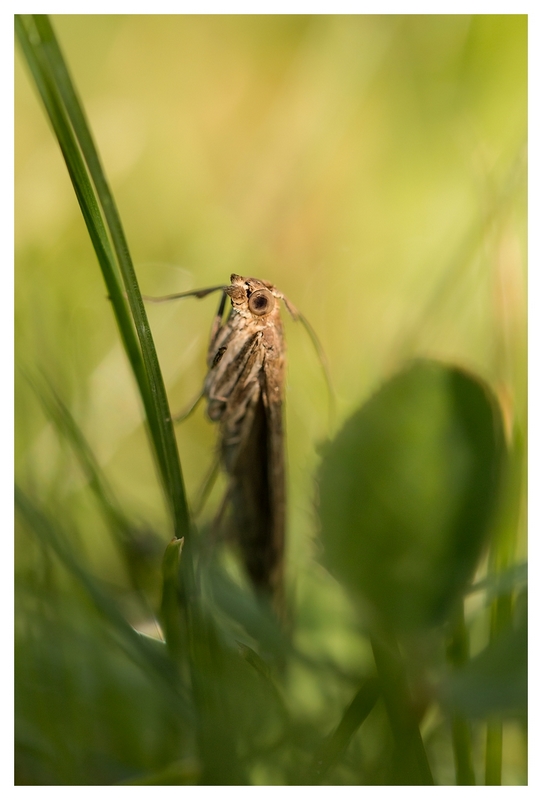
[15,15,527,785]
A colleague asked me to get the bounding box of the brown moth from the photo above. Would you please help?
[145,273,328,612]
[204,274,293,608]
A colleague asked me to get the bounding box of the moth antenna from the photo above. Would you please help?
[296,311,336,433]
[280,294,301,321]
[142,285,226,303]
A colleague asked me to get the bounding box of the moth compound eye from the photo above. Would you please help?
[248,289,275,316]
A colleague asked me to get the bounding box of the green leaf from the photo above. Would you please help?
[440,592,527,719]
[318,359,506,633]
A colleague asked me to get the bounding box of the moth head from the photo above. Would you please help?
[227,275,277,317]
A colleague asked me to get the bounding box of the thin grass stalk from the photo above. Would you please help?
[14,485,192,716]
[446,603,476,784]
[484,590,512,785]
[484,426,523,784]
[15,23,206,749]
[307,676,380,783]
[370,633,434,785]
[485,719,503,786]
[28,372,152,596]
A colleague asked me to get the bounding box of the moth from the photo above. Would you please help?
[205,274,291,606]
[147,274,303,610]
[146,273,330,613]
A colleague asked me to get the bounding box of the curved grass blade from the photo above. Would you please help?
[371,634,434,785]
[15,485,193,719]
[307,676,380,784]
[446,603,476,784]
[15,15,189,542]
[26,371,161,596]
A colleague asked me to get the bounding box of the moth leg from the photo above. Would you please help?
[141,285,225,303]
[192,456,221,518]
[171,390,204,424]
[194,489,236,595]
[207,291,229,361]
[204,483,238,550]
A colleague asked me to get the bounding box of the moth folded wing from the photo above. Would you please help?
[261,353,286,604]
[205,306,287,610]
[217,346,269,583]
[262,319,287,601]
[227,388,285,607]
[207,337,269,581]
[224,352,285,612]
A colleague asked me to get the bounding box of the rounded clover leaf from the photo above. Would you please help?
[318,360,505,633]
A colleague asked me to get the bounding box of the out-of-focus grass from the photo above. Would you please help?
[15,15,526,785]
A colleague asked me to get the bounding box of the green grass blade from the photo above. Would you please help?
[371,634,434,785]
[484,426,524,784]
[446,604,476,784]
[307,676,380,783]
[485,722,503,785]
[15,485,193,719]
[15,14,190,542]
[26,371,161,595]
[14,16,144,393]
[31,13,189,538]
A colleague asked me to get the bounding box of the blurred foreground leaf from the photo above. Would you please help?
[441,592,527,719]
[318,359,506,633]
